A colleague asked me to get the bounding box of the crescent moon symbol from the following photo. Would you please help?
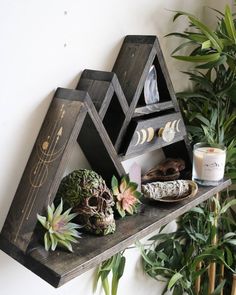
[147,127,155,142]
[171,120,177,130]
[176,119,181,132]
[165,121,172,129]
[134,131,141,146]
[140,129,147,144]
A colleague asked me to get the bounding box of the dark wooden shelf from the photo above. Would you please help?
[133,101,174,117]
[119,134,185,161]
[0,179,231,288]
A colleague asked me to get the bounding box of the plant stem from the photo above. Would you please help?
[208,193,220,294]
[195,261,202,295]
[220,263,225,295]
[231,274,236,295]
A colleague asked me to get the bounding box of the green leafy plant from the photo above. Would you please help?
[167,4,236,182]
[94,251,126,295]
[111,175,141,218]
[169,5,236,69]
[165,7,236,291]
[139,198,236,295]
[37,199,82,252]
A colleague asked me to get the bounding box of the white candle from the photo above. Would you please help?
[192,144,226,185]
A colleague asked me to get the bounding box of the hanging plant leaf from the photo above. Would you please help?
[201,39,212,49]
[171,41,196,55]
[168,272,183,290]
[173,53,221,63]
[187,32,208,43]
[220,199,236,215]
[171,10,196,22]
[196,54,227,69]
[188,16,223,52]
[224,5,236,43]
[211,280,226,295]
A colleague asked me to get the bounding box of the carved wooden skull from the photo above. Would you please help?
[75,185,116,235]
[57,169,116,236]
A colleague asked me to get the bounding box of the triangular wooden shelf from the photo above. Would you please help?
[0,35,231,287]
[0,180,231,287]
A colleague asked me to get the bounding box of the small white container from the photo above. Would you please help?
[192,142,226,186]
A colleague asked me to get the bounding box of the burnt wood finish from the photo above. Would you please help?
[0,179,231,287]
[0,86,126,253]
[111,35,190,162]
[0,88,88,253]
[78,94,125,183]
[112,35,179,117]
[77,70,129,151]
[133,101,174,117]
[0,35,231,288]
[123,112,185,157]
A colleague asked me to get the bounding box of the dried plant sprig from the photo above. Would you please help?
[111,175,141,218]
[37,199,82,252]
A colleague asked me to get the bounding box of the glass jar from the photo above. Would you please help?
[192,142,226,186]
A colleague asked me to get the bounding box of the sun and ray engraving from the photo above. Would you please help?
[14,104,66,242]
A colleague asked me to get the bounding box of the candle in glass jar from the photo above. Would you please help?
[192,143,226,186]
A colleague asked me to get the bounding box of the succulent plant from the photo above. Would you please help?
[111,175,141,218]
[37,199,82,252]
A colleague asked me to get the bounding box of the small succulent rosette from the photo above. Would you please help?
[111,175,142,218]
[37,199,82,252]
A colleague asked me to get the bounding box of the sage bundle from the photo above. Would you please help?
[142,180,191,200]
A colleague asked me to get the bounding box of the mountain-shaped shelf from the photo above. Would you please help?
[0,35,231,287]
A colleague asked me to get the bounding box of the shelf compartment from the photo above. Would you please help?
[77,70,129,150]
[0,179,231,288]
[112,35,179,117]
[133,101,174,117]
[120,112,185,158]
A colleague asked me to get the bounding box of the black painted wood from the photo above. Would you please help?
[78,94,125,183]
[0,35,229,289]
[112,35,179,118]
[0,179,231,287]
[112,35,190,161]
[77,70,129,150]
[0,88,88,253]
[121,112,185,156]
[133,101,174,117]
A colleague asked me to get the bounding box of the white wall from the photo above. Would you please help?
[0,1,228,294]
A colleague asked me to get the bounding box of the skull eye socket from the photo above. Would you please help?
[88,196,98,207]
[101,192,112,200]
[166,168,177,175]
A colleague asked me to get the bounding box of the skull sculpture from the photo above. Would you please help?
[56,169,116,235]
[142,158,185,183]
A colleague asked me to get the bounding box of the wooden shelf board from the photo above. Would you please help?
[119,135,185,161]
[133,101,174,117]
[0,179,231,288]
